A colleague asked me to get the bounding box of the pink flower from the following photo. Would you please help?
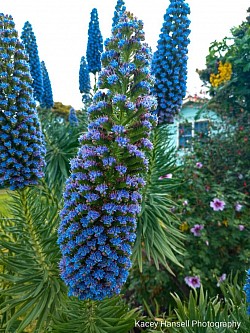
[159,173,172,180]
[190,224,204,237]
[235,203,243,212]
[184,276,201,289]
[210,198,225,211]
[196,162,203,168]
[182,200,188,206]
[238,224,245,231]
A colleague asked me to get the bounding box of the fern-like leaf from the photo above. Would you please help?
[0,186,67,332]
[132,125,185,272]
[51,296,139,333]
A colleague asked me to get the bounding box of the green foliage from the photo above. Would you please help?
[0,190,12,216]
[141,274,249,333]
[197,8,250,112]
[132,125,184,273]
[51,296,139,333]
[169,140,250,294]
[38,110,88,197]
[0,186,67,332]
[168,275,250,333]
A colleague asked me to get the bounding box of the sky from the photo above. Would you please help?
[1,0,249,109]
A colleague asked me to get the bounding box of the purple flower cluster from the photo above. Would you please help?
[0,14,46,190]
[58,12,157,301]
[151,0,191,124]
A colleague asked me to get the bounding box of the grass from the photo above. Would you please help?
[0,189,12,216]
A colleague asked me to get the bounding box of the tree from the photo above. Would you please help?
[40,60,54,109]
[86,8,103,75]
[196,8,250,197]
[151,0,191,124]
[197,7,250,114]
[112,0,126,28]
[0,14,46,190]
[21,21,43,103]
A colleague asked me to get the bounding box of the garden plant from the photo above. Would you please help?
[0,1,249,333]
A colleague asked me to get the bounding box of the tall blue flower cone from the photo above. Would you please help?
[21,21,44,103]
[0,13,46,190]
[68,107,79,127]
[40,60,54,109]
[58,12,157,301]
[86,8,103,75]
[112,0,126,28]
[152,0,191,124]
[79,56,91,94]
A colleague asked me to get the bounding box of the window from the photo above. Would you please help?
[178,120,209,149]
[195,120,209,136]
[179,123,192,148]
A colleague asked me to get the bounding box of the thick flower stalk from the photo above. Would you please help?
[244,269,250,315]
[0,13,46,190]
[151,0,190,124]
[58,12,157,301]
[112,0,126,28]
[21,21,43,103]
[79,56,91,94]
[40,60,54,109]
[86,8,103,74]
[68,107,79,126]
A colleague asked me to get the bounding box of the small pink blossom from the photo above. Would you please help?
[210,198,225,211]
[182,200,188,206]
[184,276,201,289]
[238,224,245,231]
[158,173,172,180]
[235,203,243,212]
[196,162,203,168]
[190,224,204,237]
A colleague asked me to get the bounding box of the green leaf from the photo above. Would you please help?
[132,125,184,272]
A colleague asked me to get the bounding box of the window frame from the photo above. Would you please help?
[177,118,209,150]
